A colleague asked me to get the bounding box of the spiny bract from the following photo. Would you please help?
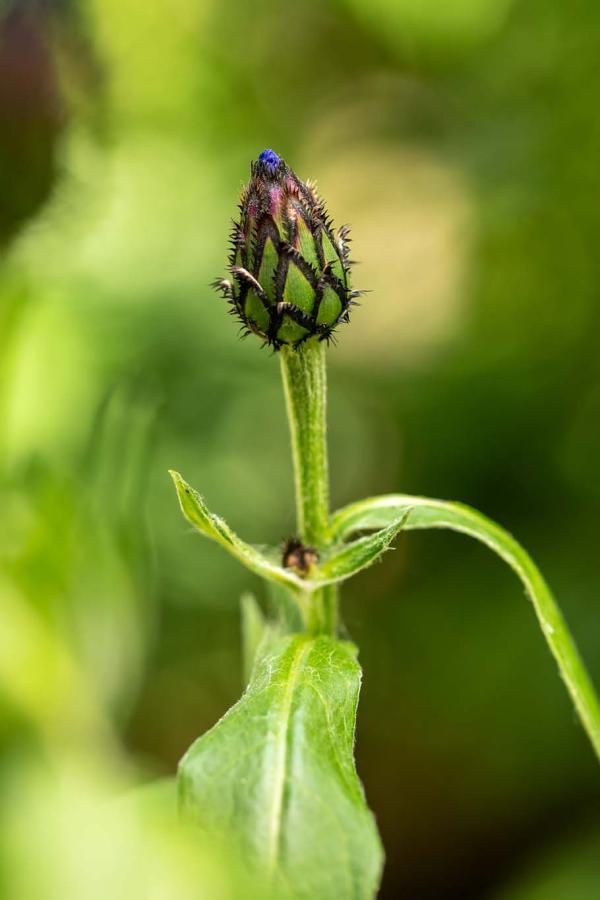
[213,149,360,349]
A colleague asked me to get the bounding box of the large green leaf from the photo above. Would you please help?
[331,493,600,761]
[178,634,383,900]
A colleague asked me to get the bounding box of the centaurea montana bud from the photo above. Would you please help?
[214,149,360,348]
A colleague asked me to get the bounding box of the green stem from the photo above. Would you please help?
[280,340,337,635]
[280,341,330,546]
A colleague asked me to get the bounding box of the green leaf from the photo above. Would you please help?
[170,471,408,597]
[169,471,305,594]
[331,494,600,761]
[178,634,384,900]
[267,581,305,634]
[240,592,269,684]
[317,512,410,584]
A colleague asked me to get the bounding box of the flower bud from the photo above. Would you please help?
[214,149,359,348]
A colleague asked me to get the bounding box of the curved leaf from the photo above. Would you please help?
[331,494,600,761]
[317,512,410,584]
[178,634,383,899]
[170,471,305,593]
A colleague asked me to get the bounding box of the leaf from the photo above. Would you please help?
[331,494,600,761]
[169,471,305,593]
[317,512,410,584]
[171,471,409,595]
[267,581,305,634]
[240,592,269,684]
[178,634,384,900]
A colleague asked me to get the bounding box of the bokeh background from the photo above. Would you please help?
[1,0,599,897]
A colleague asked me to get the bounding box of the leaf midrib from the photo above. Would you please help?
[267,637,313,874]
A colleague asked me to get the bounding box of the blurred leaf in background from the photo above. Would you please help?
[1,0,599,898]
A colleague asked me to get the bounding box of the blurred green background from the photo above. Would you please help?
[1,0,599,897]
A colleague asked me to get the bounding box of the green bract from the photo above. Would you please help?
[214,149,359,348]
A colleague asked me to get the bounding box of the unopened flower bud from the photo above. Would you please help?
[214,149,359,348]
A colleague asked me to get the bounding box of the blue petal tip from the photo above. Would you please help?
[258,148,281,170]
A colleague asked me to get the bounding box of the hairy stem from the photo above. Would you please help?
[280,341,337,635]
[280,341,330,545]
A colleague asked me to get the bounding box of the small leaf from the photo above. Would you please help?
[178,634,384,899]
[331,493,600,761]
[240,592,269,684]
[169,471,304,594]
[267,581,305,634]
[316,512,410,584]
